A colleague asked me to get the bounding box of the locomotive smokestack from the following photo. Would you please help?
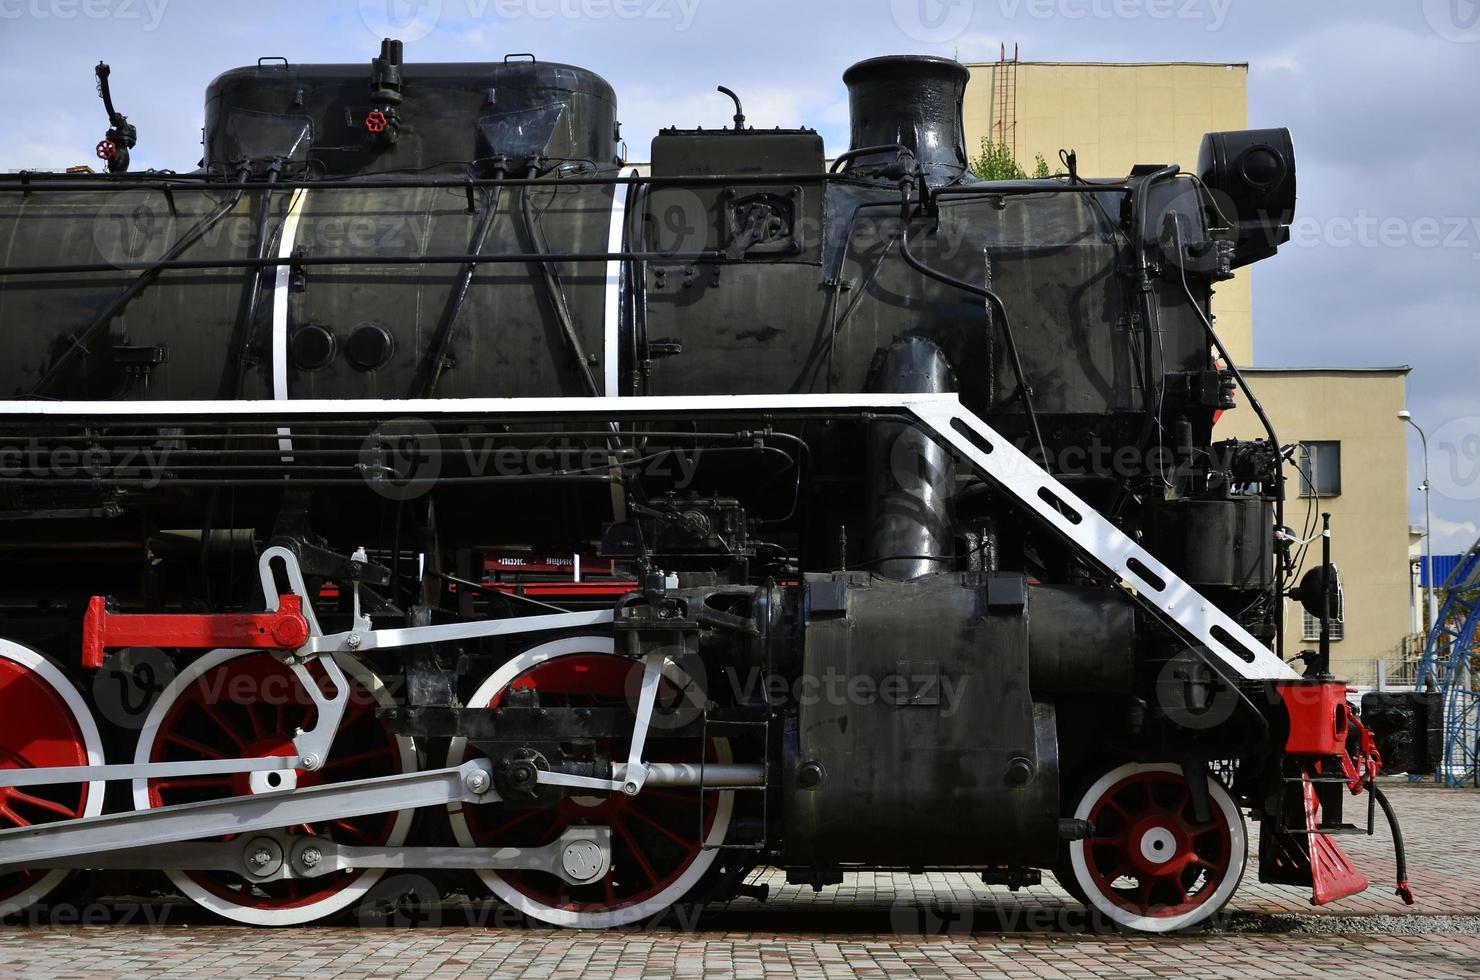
[866,338,958,581]
[842,55,973,187]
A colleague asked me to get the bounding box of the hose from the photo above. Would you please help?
[1369,783,1415,905]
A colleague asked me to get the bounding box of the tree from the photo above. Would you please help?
[971,136,1052,181]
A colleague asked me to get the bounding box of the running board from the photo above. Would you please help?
[0,394,1296,681]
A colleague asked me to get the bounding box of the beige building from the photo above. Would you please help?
[961,61,1415,683]
[1217,369,1414,683]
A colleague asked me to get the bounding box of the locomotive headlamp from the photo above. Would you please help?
[1197,127,1297,267]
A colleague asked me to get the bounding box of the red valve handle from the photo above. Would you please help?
[364,110,389,134]
[95,139,117,161]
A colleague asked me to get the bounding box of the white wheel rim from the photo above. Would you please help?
[447,635,734,928]
[131,648,416,926]
[1067,762,1246,933]
[0,640,105,918]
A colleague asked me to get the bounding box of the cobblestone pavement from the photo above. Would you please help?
[1,784,1476,978]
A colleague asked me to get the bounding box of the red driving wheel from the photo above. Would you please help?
[133,650,415,925]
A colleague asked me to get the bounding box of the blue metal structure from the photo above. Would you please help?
[1414,539,1480,787]
[1419,554,1465,588]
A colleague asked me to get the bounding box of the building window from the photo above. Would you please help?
[1297,441,1341,497]
[1302,608,1345,642]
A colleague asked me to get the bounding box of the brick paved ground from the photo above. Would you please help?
[1,784,1477,978]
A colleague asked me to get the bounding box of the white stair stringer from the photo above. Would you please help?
[905,397,1296,682]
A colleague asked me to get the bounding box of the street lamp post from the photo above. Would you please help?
[1398,410,1438,633]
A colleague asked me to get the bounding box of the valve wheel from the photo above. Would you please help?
[131,649,415,926]
[0,640,106,918]
[95,139,117,161]
[1066,763,1246,932]
[364,111,389,133]
[447,636,733,928]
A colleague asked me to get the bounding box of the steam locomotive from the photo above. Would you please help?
[0,40,1437,931]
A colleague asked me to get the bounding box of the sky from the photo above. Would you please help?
[2,0,1478,550]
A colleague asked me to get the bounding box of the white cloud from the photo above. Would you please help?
[1429,517,1479,554]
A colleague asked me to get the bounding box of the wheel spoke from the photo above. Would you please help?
[0,803,31,827]
[612,817,660,887]
[246,701,266,741]
[479,806,547,838]
[162,731,228,760]
[194,699,248,750]
[626,803,697,848]
[331,819,375,844]
[7,790,79,819]
[321,746,396,770]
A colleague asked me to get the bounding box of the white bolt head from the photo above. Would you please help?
[300,846,323,868]
[346,633,363,649]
